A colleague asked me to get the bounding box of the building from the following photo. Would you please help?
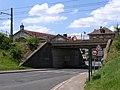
[13,24,54,41]
[88,26,115,40]
[50,34,69,42]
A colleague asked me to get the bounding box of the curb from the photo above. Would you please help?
[51,72,88,90]
[0,69,52,74]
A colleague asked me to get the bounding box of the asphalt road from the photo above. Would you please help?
[0,69,87,90]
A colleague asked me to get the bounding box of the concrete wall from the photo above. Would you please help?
[52,48,84,68]
[22,43,85,68]
[22,43,53,68]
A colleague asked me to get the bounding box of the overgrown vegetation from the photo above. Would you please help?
[0,33,12,50]
[0,33,44,70]
[26,38,40,51]
[85,36,120,90]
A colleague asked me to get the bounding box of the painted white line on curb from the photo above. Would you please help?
[50,72,88,90]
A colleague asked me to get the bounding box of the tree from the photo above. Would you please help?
[114,24,120,35]
[0,33,11,50]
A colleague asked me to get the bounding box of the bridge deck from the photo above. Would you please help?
[50,40,108,48]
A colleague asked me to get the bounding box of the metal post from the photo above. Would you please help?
[81,33,82,40]
[10,8,13,40]
[94,58,95,73]
[88,47,92,81]
[90,55,92,76]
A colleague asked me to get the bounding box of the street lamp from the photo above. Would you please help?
[81,31,86,40]
[0,8,13,40]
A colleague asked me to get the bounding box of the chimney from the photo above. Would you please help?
[63,34,67,37]
[20,23,24,30]
[100,26,102,29]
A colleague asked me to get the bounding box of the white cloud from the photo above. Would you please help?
[29,3,48,16]
[71,9,79,14]
[23,3,67,23]
[0,20,10,30]
[109,26,115,31]
[109,25,120,31]
[25,25,54,34]
[23,15,67,23]
[47,3,64,15]
[69,0,120,28]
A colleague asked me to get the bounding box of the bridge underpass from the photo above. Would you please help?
[22,40,109,68]
[51,40,108,68]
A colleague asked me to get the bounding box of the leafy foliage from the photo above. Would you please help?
[15,37,26,42]
[26,38,40,51]
[0,33,12,50]
[114,36,120,50]
[9,47,22,61]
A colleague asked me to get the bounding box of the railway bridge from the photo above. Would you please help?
[22,39,111,68]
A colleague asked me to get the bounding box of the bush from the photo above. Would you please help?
[114,36,120,50]
[15,37,26,42]
[0,33,11,50]
[92,73,101,80]
[26,38,39,51]
[10,47,22,61]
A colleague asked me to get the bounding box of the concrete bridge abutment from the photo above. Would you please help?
[52,48,85,68]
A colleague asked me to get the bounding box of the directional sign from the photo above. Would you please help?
[92,50,98,56]
[97,51,103,56]
[96,45,103,56]
[96,45,102,51]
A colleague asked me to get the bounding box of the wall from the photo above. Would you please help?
[22,43,85,68]
[52,48,85,68]
[22,43,53,68]
[13,31,31,41]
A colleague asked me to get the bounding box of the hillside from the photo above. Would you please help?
[0,49,27,70]
[85,37,120,90]
[0,33,43,70]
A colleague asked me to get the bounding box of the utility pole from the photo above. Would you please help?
[0,8,13,40]
[10,8,13,39]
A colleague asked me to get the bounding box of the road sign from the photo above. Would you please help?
[97,51,103,56]
[96,45,103,56]
[92,50,98,56]
[96,45,102,51]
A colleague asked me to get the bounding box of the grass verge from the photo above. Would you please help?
[0,49,28,71]
[85,40,120,90]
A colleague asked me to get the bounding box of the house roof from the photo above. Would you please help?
[50,34,69,41]
[88,27,115,35]
[23,30,54,38]
[13,30,55,38]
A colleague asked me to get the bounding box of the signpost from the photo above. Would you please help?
[92,50,98,72]
[96,45,103,68]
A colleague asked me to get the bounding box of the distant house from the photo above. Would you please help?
[13,24,54,41]
[50,34,69,42]
[88,26,115,40]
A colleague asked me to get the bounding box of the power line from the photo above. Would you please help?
[0,18,9,20]
[13,0,108,12]
[0,8,10,12]
[13,8,99,19]
[0,0,108,20]
[14,0,80,10]
[13,1,107,16]
[0,0,108,14]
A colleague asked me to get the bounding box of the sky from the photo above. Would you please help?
[0,0,120,39]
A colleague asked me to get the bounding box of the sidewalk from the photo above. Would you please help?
[51,72,88,90]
